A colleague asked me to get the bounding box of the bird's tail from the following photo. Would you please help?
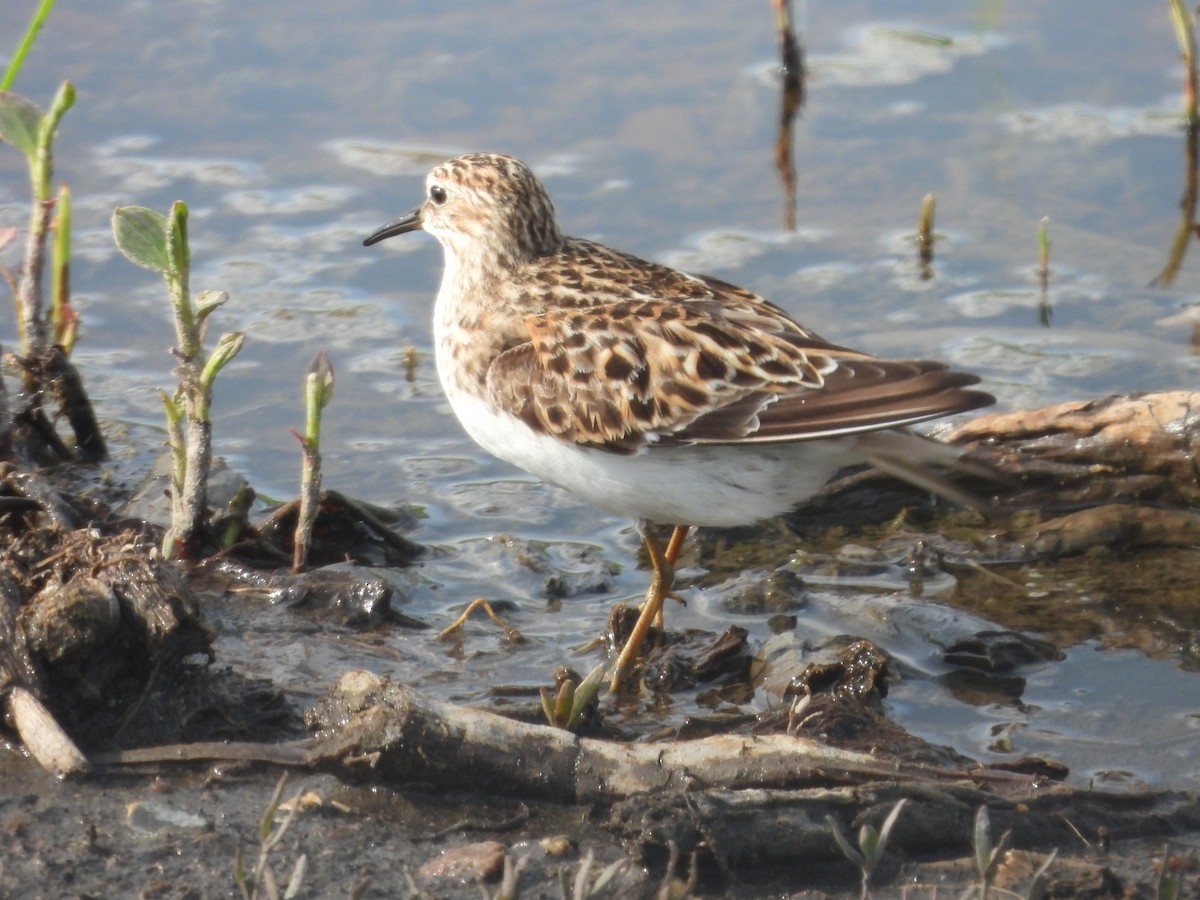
[853,429,1003,517]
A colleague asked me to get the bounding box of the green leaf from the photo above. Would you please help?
[858,825,879,867]
[166,200,190,280]
[200,331,245,389]
[876,799,907,849]
[37,80,75,151]
[827,815,866,869]
[553,680,574,727]
[0,91,43,157]
[113,206,170,272]
[539,687,556,727]
[194,290,229,323]
[973,805,993,877]
[567,662,607,730]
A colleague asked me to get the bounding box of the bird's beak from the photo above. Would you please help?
[363,206,423,246]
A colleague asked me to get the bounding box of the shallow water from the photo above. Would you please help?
[1,1,1198,788]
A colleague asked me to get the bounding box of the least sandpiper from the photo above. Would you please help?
[365,152,993,692]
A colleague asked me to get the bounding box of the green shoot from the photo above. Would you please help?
[0,0,57,92]
[113,203,244,558]
[233,774,308,900]
[0,80,74,356]
[1026,849,1057,900]
[0,75,105,462]
[1153,843,1193,900]
[50,182,76,353]
[540,662,605,731]
[564,849,630,898]
[491,854,529,900]
[827,798,908,899]
[972,804,1012,900]
[291,350,334,572]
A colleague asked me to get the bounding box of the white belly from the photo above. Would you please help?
[440,388,860,528]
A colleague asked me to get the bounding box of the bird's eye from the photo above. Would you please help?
[429,185,448,205]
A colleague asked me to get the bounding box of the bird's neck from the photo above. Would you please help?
[433,251,530,396]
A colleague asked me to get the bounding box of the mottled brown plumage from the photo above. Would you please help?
[365,152,995,691]
[366,153,989,464]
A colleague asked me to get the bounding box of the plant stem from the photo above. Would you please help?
[292,352,332,572]
[0,0,57,92]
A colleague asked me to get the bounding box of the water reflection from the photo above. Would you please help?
[1151,122,1200,288]
[771,0,805,231]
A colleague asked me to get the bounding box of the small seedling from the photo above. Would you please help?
[49,182,76,353]
[1025,849,1057,900]
[1153,842,1194,900]
[540,662,605,731]
[562,849,630,899]
[827,798,908,899]
[0,80,73,358]
[492,854,529,900]
[0,73,105,462]
[971,804,1012,900]
[113,201,244,558]
[233,774,308,900]
[290,350,334,572]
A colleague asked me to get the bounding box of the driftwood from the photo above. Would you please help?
[99,673,1200,871]
[105,671,1028,801]
[945,390,1200,557]
[609,783,1200,867]
[952,390,1200,507]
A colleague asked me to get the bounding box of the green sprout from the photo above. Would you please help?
[113,202,244,558]
[972,804,1012,900]
[50,183,76,353]
[1,0,57,92]
[0,71,104,462]
[561,849,630,898]
[827,798,908,899]
[540,662,606,731]
[291,350,334,572]
[233,774,308,900]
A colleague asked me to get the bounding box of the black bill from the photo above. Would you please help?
[363,206,423,246]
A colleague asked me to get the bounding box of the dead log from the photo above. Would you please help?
[952,390,1200,507]
[101,672,1030,800]
[609,782,1200,867]
[299,672,1029,802]
[97,674,1200,873]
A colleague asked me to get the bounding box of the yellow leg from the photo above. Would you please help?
[608,524,690,694]
[656,524,689,626]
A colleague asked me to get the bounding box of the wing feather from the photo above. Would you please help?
[485,293,992,454]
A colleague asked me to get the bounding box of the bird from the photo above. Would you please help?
[364,152,994,694]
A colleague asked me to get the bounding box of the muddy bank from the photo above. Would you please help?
[1,391,1199,897]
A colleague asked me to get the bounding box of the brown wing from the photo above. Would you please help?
[723,358,993,443]
[485,287,991,454]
